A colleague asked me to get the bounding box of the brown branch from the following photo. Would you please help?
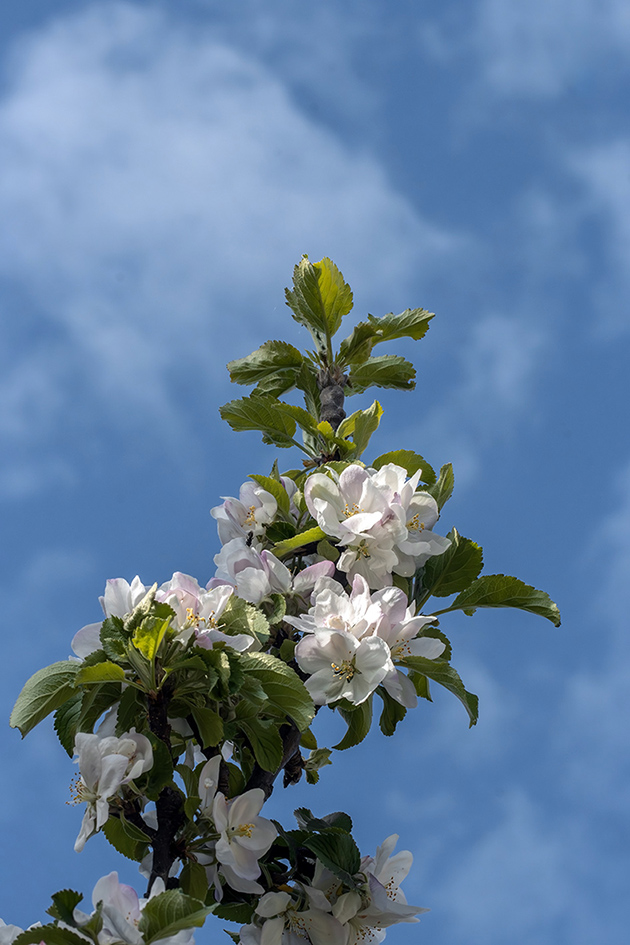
[317,367,347,432]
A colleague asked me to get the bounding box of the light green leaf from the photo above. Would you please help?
[219,394,298,448]
[400,656,479,727]
[240,718,284,772]
[436,574,561,626]
[367,307,434,344]
[132,617,171,661]
[337,400,383,458]
[305,747,332,773]
[138,889,212,944]
[285,256,353,345]
[75,661,126,685]
[275,401,320,438]
[218,595,270,645]
[372,449,436,486]
[10,661,80,737]
[425,463,454,510]
[348,355,416,395]
[333,698,373,750]
[421,528,483,597]
[337,320,380,366]
[273,525,326,557]
[239,652,315,731]
[227,340,303,386]
[249,473,291,515]
[124,583,158,632]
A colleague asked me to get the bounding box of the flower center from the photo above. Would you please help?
[355,541,371,559]
[234,822,255,838]
[67,775,94,806]
[244,505,257,526]
[331,659,356,681]
[407,514,425,532]
[343,502,363,517]
[186,607,200,626]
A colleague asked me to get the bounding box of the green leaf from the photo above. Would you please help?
[144,735,175,800]
[240,718,284,772]
[249,473,291,515]
[219,595,270,646]
[305,747,332,773]
[295,361,322,418]
[77,682,122,733]
[115,686,146,737]
[336,400,383,458]
[285,256,353,346]
[316,539,340,563]
[304,832,361,885]
[75,661,126,685]
[299,727,318,750]
[124,583,158,632]
[227,340,303,387]
[401,656,479,727]
[348,355,416,395]
[337,320,381,366]
[274,402,320,438]
[272,525,325,557]
[368,308,434,344]
[437,574,561,626]
[191,706,224,748]
[179,861,209,902]
[54,692,82,756]
[408,671,432,701]
[264,594,287,626]
[212,903,255,924]
[219,393,298,448]
[239,652,315,731]
[47,889,83,925]
[102,814,151,862]
[333,698,372,750]
[421,528,483,597]
[13,924,90,945]
[138,889,212,944]
[132,617,171,661]
[425,463,454,511]
[10,661,80,737]
[377,689,407,736]
[372,449,436,486]
[100,616,128,661]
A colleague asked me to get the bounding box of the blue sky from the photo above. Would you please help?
[1,2,629,942]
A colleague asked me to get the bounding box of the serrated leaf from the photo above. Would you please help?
[239,652,315,731]
[47,889,83,925]
[219,595,270,646]
[305,747,332,773]
[421,528,483,597]
[179,861,209,902]
[368,308,434,344]
[77,682,122,733]
[13,924,89,945]
[249,473,291,515]
[219,394,297,448]
[401,656,478,727]
[275,402,320,438]
[10,661,80,737]
[212,902,255,924]
[132,617,171,661]
[102,815,151,862]
[348,355,416,395]
[438,574,561,626]
[372,449,436,486]
[240,718,284,772]
[337,320,380,366]
[115,686,146,737]
[337,400,383,458]
[54,692,82,756]
[285,256,353,346]
[425,463,454,511]
[333,698,372,750]
[304,832,361,885]
[272,525,325,557]
[138,889,211,944]
[124,583,158,632]
[295,361,322,418]
[191,706,224,748]
[99,616,128,661]
[75,661,126,685]
[227,340,303,387]
[377,688,407,736]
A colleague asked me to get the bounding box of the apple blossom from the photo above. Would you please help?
[72,575,150,659]
[295,629,394,706]
[240,890,348,945]
[212,789,277,881]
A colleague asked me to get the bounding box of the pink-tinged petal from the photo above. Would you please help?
[71,623,102,659]
[235,568,272,604]
[292,560,335,595]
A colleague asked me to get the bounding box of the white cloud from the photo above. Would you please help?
[0,1,456,497]
[473,0,630,97]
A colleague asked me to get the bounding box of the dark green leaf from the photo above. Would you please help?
[138,889,211,944]
[227,340,303,387]
[438,574,561,626]
[348,355,416,395]
[240,718,284,772]
[425,463,454,511]
[377,689,407,736]
[367,308,434,344]
[179,861,209,902]
[372,449,436,486]
[304,832,361,885]
[191,706,224,748]
[295,361,321,418]
[54,692,82,756]
[421,528,483,597]
[333,698,372,750]
[100,616,128,661]
[212,903,255,924]
[102,815,151,862]
[337,320,380,366]
[13,924,90,945]
[77,683,122,733]
[144,735,175,800]
[239,652,315,731]
[10,661,80,737]
[115,686,146,737]
[47,889,83,925]
[219,394,297,448]
[401,656,478,726]
[274,402,320,438]
[408,671,432,701]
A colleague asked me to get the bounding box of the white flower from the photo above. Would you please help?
[72,576,149,659]
[0,920,24,945]
[248,890,348,945]
[212,789,277,881]
[156,573,255,650]
[198,756,222,815]
[212,538,333,605]
[285,575,382,640]
[72,731,153,852]
[295,629,394,706]
[304,463,450,587]
[211,480,280,546]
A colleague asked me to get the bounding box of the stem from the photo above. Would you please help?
[317,366,347,432]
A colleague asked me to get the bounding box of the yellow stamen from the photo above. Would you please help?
[244,505,257,526]
[331,660,355,681]
[407,514,425,532]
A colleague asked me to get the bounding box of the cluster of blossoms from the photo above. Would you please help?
[238,834,424,945]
